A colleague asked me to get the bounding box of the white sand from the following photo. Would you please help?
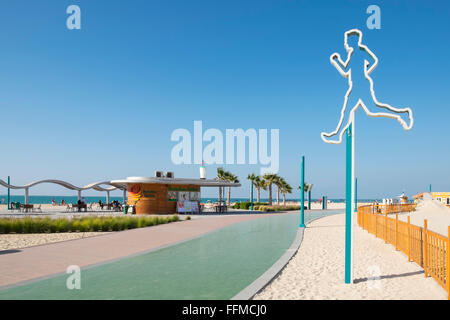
[0,232,106,251]
[254,213,447,300]
[399,198,450,237]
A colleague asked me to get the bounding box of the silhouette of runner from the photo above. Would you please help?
[321,29,413,144]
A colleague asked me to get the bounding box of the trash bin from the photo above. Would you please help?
[123,205,129,214]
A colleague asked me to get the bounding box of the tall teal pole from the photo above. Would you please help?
[345,124,353,284]
[299,156,306,228]
[354,177,357,213]
[7,176,10,210]
[308,190,311,210]
[250,182,254,211]
[429,184,431,192]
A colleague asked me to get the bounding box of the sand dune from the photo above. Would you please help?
[399,197,450,237]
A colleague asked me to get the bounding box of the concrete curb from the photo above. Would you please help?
[231,227,305,300]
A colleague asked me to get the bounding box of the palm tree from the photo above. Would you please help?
[274,176,285,206]
[247,173,258,202]
[298,183,313,209]
[216,167,227,204]
[281,181,293,206]
[263,173,279,206]
[254,176,267,203]
[225,171,239,206]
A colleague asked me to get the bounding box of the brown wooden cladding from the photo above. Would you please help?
[127,183,195,215]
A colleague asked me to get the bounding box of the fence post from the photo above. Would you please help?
[424,219,428,277]
[375,214,378,238]
[407,216,411,262]
[447,226,449,300]
[395,213,399,251]
[385,211,388,243]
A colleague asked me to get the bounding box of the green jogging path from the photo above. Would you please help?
[0,210,342,299]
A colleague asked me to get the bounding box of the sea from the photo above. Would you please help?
[0,195,377,205]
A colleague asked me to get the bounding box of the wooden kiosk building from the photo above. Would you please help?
[111,175,241,215]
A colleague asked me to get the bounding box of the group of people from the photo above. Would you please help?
[9,201,20,209]
[98,199,122,211]
[51,198,66,206]
[75,197,87,212]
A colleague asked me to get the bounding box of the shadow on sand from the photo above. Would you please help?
[354,270,424,283]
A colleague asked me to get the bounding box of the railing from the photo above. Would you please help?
[359,203,416,215]
[357,204,450,299]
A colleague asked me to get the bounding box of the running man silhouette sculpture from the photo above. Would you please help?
[321,29,413,144]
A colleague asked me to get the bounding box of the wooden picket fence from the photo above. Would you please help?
[357,204,450,299]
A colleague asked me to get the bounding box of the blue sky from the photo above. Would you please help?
[0,0,449,199]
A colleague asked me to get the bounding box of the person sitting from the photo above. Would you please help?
[77,199,82,212]
[81,197,88,212]
[61,199,66,206]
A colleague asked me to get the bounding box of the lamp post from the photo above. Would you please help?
[299,156,306,228]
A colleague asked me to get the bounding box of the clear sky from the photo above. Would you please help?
[0,0,449,200]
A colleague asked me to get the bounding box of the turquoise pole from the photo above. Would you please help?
[429,184,431,192]
[308,190,311,210]
[354,177,357,213]
[345,124,352,284]
[250,183,254,211]
[299,156,306,228]
[7,176,10,210]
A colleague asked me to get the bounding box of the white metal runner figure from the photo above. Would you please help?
[321,29,413,145]
[321,29,414,284]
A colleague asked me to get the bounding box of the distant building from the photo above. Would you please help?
[398,192,408,204]
[413,192,450,206]
[112,171,240,215]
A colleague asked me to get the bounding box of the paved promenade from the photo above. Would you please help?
[0,213,279,289]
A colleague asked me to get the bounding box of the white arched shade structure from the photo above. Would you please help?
[0,179,126,204]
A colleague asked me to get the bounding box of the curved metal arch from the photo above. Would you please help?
[0,179,126,192]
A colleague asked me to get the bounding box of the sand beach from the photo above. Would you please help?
[254,213,447,300]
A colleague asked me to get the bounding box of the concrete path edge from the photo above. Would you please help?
[231,227,304,300]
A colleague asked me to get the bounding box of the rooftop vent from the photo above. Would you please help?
[154,171,164,178]
[166,172,174,179]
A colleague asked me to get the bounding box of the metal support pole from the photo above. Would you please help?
[250,183,254,211]
[25,188,29,205]
[77,190,81,201]
[308,190,311,210]
[345,117,355,284]
[354,177,358,213]
[106,191,110,204]
[7,176,10,210]
[299,156,306,228]
[123,189,127,204]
